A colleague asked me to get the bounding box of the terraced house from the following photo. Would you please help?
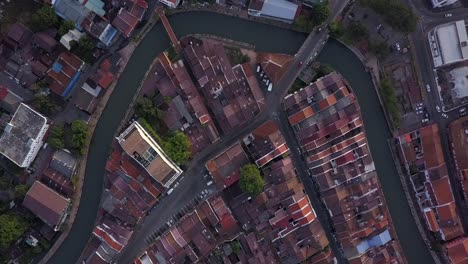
[283,72,405,263]
[398,124,464,241]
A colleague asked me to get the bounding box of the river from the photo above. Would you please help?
[47,11,433,264]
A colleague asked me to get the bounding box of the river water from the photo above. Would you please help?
[47,11,433,264]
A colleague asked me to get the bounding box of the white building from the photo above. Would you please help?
[117,121,183,188]
[248,0,299,24]
[429,20,468,68]
[431,0,458,8]
[159,0,180,9]
[0,103,49,167]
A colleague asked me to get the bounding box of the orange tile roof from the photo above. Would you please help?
[446,237,468,264]
[288,107,314,125]
[431,177,454,205]
[424,209,440,232]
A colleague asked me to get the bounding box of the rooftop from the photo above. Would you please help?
[47,51,84,97]
[117,121,182,187]
[112,8,139,37]
[23,181,70,230]
[205,142,249,188]
[432,20,468,67]
[243,120,289,167]
[50,149,77,179]
[0,103,48,167]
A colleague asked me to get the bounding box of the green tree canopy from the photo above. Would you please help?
[360,0,418,33]
[328,21,344,38]
[370,41,390,60]
[32,95,56,116]
[163,132,191,164]
[346,21,369,43]
[14,185,29,200]
[71,120,88,155]
[380,78,402,128]
[0,214,28,249]
[71,36,95,63]
[135,97,158,120]
[48,125,65,149]
[239,164,264,195]
[310,2,330,26]
[58,20,75,36]
[31,6,58,32]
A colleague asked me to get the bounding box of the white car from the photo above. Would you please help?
[445,13,452,18]
[426,84,431,92]
[436,106,441,113]
[442,113,448,119]
[460,108,466,113]
[422,118,429,123]
[395,43,401,52]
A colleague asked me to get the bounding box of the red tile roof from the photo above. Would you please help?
[112,8,139,37]
[431,176,454,205]
[23,181,70,228]
[446,237,468,264]
[47,52,84,96]
[424,209,440,232]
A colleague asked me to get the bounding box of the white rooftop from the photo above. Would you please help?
[261,0,298,21]
[432,20,468,67]
[449,67,468,99]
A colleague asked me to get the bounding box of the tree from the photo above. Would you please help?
[48,125,65,149]
[380,78,402,128]
[32,95,56,116]
[231,241,241,254]
[310,2,330,26]
[293,14,313,32]
[71,36,95,63]
[360,0,417,33]
[135,97,158,120]
[31,6,58,32]
[328,21,344,38]
[163,132,191,164]
[58,20,75,36]
[346,21,369,43]
[0,214,28,249]
[369,41,390,60]
[71,120,88,155]
[239,164,264,195]
[15,185,29,200]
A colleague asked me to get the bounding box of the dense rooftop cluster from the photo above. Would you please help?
[283,72,405,263]
[134,120,335,264]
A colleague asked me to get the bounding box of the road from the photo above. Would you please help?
[403,0,468,233]
[115,1,350,263]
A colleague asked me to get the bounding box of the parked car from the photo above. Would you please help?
[442,113,448,119]
[422,118,429,123]
[445,13,452,17]
[426,84,431,92]
[460,107,466,113]
[395,43,401,52]
[436,105,441,112]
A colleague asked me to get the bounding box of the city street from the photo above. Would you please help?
[115,0,351,262]
[403,0,468,232]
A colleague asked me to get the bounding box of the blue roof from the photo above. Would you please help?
[52,62,63,73]
[101,25,118,46]
[61,71,82,97]
[368,229,391,247]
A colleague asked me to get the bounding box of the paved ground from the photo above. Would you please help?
[116,1,350,262]
[403,0,468,234]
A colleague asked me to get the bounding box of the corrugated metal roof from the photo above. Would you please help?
[261,0,298,21]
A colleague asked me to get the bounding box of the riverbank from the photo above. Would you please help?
[46,11,434,264]
[40,14,160,264]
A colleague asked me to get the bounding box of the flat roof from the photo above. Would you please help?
[0,103,48,167]
[117,121,182,186]
[437,23,463,64]
[435,20,468,66]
